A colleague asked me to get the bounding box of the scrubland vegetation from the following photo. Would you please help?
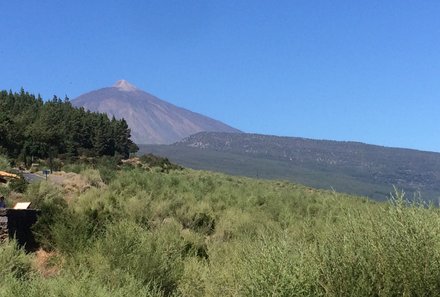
[2,156,440,296]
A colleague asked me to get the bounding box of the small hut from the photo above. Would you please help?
[0,171,39,252]
[0,204,40,252]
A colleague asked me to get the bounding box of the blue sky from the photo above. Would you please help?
[1,1,440,152]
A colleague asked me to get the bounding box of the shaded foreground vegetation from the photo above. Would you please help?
[2,161,440,296]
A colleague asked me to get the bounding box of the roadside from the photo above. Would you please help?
[21,171,45,183]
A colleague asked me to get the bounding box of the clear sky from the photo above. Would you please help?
[1,1,439,152]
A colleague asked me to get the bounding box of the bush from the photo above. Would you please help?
[92,220,185,295]
[313,194,440,296]
[139,154,183,172]
[0,241,32,280]
[27,182,68,250]
[8,174,28,193]
[62,163,90,174]
[5,167,440,296]
[81,169,104,188]
[0,270,165,297]
[0,154,10,170]
[95,155,121,184]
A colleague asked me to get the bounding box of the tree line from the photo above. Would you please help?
[0,89,138,164]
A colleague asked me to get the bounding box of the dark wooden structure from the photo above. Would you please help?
[0,208,40,252]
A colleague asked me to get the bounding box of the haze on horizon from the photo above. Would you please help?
[1,1,439,152]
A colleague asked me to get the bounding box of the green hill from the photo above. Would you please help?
[3,161,440,296]
[140,132,440,202]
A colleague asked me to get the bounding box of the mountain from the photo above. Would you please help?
[139,132,440,201]
[72,80,240,144]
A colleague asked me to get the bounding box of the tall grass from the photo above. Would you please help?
[313,192,440,296]
[4,167,440,296]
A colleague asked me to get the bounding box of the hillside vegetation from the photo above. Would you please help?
[2,159,440,296]
[0,89,138,163]
[141,131,440,201]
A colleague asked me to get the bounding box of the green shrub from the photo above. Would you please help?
[0,270,164,297]
[139,154,183,172]
[62,162,90,174]
[8,174,28,193]
[97,165,117,184]
[0,154,10,170]
[177,257,209,297]
[92,220,185,295]
[0,241,33,280]
[81,169,104,187]
[313,192,440,296]
[49,210,102,255]
[6,167,440,296]
[27,182,68,250]
[233,236,318,296]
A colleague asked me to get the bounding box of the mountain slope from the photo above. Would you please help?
[140,132,440,201]
[72,80,240,144]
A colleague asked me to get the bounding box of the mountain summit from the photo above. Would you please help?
[113,79,138,92]
[72,80,240,144]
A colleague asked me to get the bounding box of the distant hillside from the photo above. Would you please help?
[72,80,240,144]
[140,132,440,201]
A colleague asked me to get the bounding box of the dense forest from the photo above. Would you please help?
[0,89,138,163]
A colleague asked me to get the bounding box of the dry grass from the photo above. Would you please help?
[48,170,106,202]
[32,249,63,278]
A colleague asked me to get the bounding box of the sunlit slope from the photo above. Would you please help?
[5,165,440,296]
[72,81,240,144]
[140,132,440,201]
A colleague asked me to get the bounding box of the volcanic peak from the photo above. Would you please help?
[113,80,138,92]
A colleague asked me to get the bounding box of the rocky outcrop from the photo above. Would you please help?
[0,208,8,242]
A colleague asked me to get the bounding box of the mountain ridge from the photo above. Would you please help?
[140,131,440,201]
